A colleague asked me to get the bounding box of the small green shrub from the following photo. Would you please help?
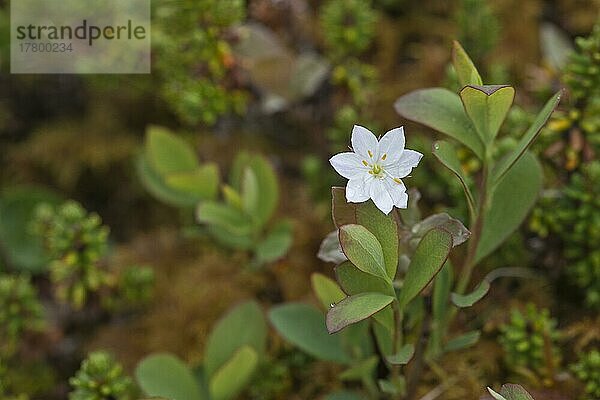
[571,350,600,399]
[69,351,134,400]
[499,304,561,378]
[33,201,110,309]
[0,274,44,358]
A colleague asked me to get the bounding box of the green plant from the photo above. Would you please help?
[102,265,155,311]
[69,351,134,400]
[153,0,247,125]
[529,161,600,309]
[0,275,44,358]
[138,125,292,267]
[32,200,110,309]
[135,301,267,400]
[571,350,600,399]
[499,304,561,380]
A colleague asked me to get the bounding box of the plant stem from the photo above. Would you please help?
[391,301,403,383]
[406,300,431,400]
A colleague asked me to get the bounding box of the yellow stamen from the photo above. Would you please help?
[362,160,368,166]
[393,178,403,184]
[368,150,373,158]
[382,153,387,160]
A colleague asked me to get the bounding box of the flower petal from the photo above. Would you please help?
[378,127,405,165]
[384,178,408,209]
[330,152,365,179]
[369,179,394,214]
[346,176,371,203]
[390,149,423,178]
[351,125,379,160]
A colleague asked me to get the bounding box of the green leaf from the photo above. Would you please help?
[331,189,399,279]
[385,344,415,365]
[326,292,395,334]
[145,126,198,175]
[196,202,254,236]
[488,387,509,400]
[444,331,480,352]
[230,153,278,227]
[394,88,484,158]
[397,228,453,309]
[254,219,293,264]
[355,201,399,280]
[335,261,395,297]
[206,225,254,250]
[339,225,389,282]
[491,91,561,184]
[451,281,490,307]
[0,186,62,273]
[241,168,260,219]
[499,384,535,400]
[432,140,476,216]
[204,301,267,378]
[209,346,259,400]
[476,152,542,263]
[135,353,204,400]
[137,155,201,207]
[165,164,220,202]
[459,85,515,146]
[269,303,351,364]
[311,273,346,310]
[339,356,379,381]
[452,40,483,86]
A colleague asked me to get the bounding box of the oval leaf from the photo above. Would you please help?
[394,88,484,158]
[398,228,453,309]
[335,261,395,297]
[270,303,351,363]
[339,225,389,282]
[145,126,198,175]
[326,292,395,334]
[204,301,267,378]
[135,353,203,400]
[476,152,542,263]
[165,164,220,202]
[311,273,346,310]
[385,344,415,365]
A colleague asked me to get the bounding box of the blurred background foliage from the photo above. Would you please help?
[1,0,600,399]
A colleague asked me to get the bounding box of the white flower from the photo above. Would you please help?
[329,125,423,214]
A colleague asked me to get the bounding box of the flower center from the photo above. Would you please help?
[369,163,384,178]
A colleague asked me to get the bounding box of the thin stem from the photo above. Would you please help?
[405,300,431,400]
[390,301,403,383]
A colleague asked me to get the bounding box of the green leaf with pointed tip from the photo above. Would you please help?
[499,384,535,400]
[452,40,483,86]
[204,301,267,378]
[269,303,351,364]
[398,228,453,309]
[135,353,204,400]
[476,152,542,263]
[254,219,293,264]
[444,330,480,352]
[491,91,561,184]
[460,85,515,146]
[326,293,395,334]
[432,140,476,213]
[451,281,490,307]
[209,346,258,400]
[311,273,346,310]
[335,261,395,297]
[339,225,389,282]
[165,164,220,201]
[146,126,198,175]
[394,88,484,158]
[386,344,415,365]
